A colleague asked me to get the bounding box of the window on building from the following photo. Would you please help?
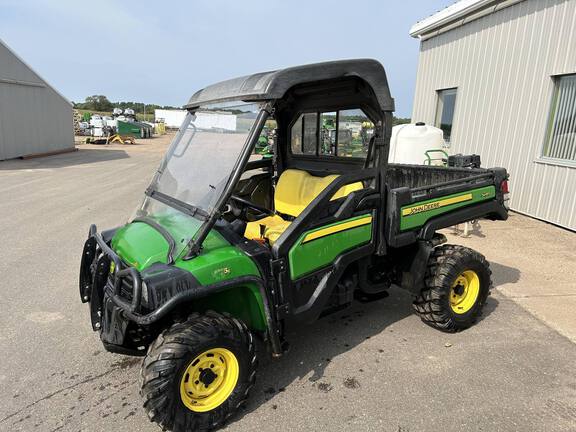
[290,109,371,159]
[543,74,576,162]
[435,88,457,144]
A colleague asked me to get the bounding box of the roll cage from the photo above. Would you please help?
[184,59,395,257]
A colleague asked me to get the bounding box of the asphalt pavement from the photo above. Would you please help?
[1,136,575,432]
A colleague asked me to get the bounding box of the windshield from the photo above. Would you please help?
[153,101,262,212]
[134,101,263,258]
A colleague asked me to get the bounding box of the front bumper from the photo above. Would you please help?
[79,225,148,355]
[80,224,283,356]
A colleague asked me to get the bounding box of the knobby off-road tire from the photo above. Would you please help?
[412,244,492,332]
[140,311,257,432]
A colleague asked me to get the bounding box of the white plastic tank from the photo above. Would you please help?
[389,122,445,165]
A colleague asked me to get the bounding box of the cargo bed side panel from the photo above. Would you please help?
[384,165,507,248]
[400,185,495,231]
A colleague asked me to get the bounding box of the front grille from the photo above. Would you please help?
[106,275,134,303]
[119,278,134,302]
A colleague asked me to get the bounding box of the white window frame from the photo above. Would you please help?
[435,87,458,146]
[538,74,576,168]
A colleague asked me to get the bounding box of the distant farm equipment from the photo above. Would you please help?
[76,109,154,143]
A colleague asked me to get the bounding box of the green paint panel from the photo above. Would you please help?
[176,250,264,331]
[288,215,372,280]
[175,246,260,284]
[112,221,171,270]
[400,185,496,231]
[111,212,213,270]
[192,284,267,331]
[111,215,266,331]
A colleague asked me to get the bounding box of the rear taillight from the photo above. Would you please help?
[501,180,510,208]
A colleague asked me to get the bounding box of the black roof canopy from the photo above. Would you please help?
[184,59,395,112]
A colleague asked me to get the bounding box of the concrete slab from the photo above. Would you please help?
[515,296,576,342]
[444,212,576,342]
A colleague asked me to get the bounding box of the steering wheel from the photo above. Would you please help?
[230,195,273,219]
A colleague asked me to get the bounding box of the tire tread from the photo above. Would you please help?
[412,244,492,332]
[140,312,257,432]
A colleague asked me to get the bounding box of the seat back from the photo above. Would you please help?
[275,169,363,217]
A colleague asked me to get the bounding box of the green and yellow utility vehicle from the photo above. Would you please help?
[79,59,509,431]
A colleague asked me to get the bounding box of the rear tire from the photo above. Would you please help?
[140,312,257,432]
[412,244,492,332]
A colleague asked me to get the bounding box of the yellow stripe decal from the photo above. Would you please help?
[302,216,372,243]
[401,193,473,217]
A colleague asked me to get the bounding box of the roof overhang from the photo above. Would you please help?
[410,0,525,40]
[184,59,395,112]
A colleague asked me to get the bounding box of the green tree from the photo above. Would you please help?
[82,95,113,112]
[393,117,411,126]
[72,97,181,113]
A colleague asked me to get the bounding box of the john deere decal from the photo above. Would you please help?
[399,186,496,231]
[402,194,472,216]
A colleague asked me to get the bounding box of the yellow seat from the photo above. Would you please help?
[244,169,363,245]
[243,214,291,245]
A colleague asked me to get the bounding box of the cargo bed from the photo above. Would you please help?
[385,164,508,247]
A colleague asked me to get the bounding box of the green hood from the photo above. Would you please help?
[110,214,260,285]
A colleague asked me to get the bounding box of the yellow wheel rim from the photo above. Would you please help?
[179,348,239,413]
[450,270,480,314]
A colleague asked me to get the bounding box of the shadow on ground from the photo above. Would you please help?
[477,295,499,326]
[490,261,521,286]
[228,286,498,426]
[446,220,486,238]
[0,148,130,170]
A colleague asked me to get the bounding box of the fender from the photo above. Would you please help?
[400,235,446,295]
[107,273,283,355]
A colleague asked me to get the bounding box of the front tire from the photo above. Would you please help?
[412,244,492,332]
[141,312,257,432]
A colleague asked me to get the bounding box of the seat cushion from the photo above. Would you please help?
[244,215,291,246]
[244,169,364,245]
[274,169,363,217]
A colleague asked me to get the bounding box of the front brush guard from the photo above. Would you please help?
[80,225,142,312]
[79,224,284,356]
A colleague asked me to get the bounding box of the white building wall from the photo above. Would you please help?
[154,109,187,128]
[412,0,576,230]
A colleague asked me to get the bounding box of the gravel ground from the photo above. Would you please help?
[1,136,575,432]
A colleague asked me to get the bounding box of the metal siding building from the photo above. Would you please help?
[410,0,576,230]
[0,39,73,160]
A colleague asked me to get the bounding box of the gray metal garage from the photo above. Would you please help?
[0,38,74,160]
[410,0,576,231]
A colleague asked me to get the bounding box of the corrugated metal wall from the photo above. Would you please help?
[0,41,73,160]
[412,0,576,230]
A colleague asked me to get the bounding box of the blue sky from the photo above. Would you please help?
[0,0,451,117]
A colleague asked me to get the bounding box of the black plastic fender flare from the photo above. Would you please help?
[108,275,283,356]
